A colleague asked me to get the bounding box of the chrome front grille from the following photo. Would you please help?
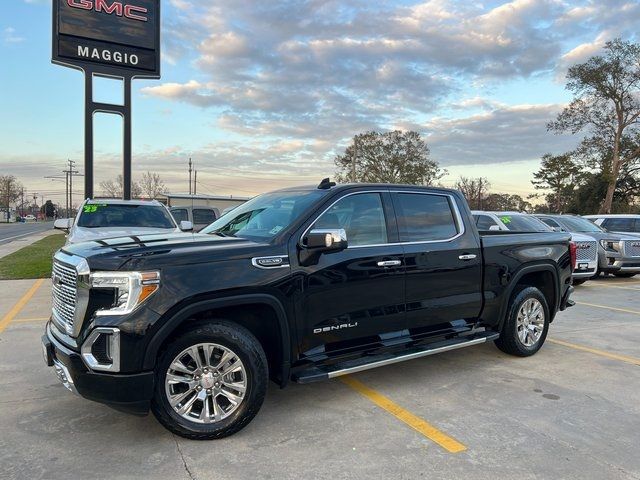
[624,240,640,258]
[51,260,78,335]
[575,240,597,262]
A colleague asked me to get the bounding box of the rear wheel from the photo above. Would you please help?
[151,321,268,439]
[495,287,549,357]
[614,273,636,278]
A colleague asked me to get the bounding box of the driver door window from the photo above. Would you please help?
[312,193,388,246]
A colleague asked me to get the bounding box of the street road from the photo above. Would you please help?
[0,222,54,245]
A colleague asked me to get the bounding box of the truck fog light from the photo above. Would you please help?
[81,327,120,372]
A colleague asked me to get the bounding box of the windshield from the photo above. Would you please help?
[556,216,604,233]
[77,204,176,229]
[201,190,325,241]
[498,214,552,232]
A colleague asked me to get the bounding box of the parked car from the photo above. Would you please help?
[584,214,640,278]
[471,211,553,232]
[24,214,36,222]
[472,211,597,284]
[54,199,193,244]
[535,214,639,279]
[43,181,575,439]
[169,206,219,232]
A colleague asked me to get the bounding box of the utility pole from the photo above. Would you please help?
[194,170,197,195]
[188,158,193,195]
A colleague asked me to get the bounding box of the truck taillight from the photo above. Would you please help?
[569,241,577,272]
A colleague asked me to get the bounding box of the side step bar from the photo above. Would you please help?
[293,330,499,384]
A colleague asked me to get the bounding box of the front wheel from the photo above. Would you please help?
[151,321,268,439]
[495,287,549,357]
[614,273,636,278]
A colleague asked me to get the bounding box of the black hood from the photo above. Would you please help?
[60,232,275,271]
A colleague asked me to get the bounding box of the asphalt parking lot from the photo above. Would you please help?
[1,277,639,480]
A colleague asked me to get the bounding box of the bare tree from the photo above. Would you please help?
[335,131,446,185]
[548,39,640,213]
[139,171,167,199]
[99,175,142,198]
[454,176,491,210]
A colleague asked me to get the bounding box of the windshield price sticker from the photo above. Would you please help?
[83,204,107,213]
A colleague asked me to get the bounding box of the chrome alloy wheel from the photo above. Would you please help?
[516,298,545,347]
[165,343,247,424]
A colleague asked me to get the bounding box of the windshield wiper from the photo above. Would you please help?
[209,231,230,237]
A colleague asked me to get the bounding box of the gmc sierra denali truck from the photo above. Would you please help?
[42,180,575,439]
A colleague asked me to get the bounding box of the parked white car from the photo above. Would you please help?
[471,211,598,284]
[54,199,193,244]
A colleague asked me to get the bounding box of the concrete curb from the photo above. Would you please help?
[0,230,61,260]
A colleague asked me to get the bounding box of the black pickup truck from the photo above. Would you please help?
[42,180,575,439]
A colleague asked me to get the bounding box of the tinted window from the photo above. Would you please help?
[395,194,458,242]
[193,209,216,224]
[555,216,604,233]
[171,208,189,223]
[77,204,176,229]
[312,193,387,246]
[475,214,499,230]
[202,190,325,240]
[602,218,637,232]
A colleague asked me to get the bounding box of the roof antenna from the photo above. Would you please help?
[317,178,336,190]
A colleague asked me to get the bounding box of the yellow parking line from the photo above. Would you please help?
[340,375,467,453]
[575,301,640,316]
[548,339,640,366]
[0,279,45,334]
[13,317,49,324]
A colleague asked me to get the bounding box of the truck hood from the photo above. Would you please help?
[68,226,181,244]
[60,232,273,271]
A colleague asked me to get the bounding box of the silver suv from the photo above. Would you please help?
[537,214,638,279]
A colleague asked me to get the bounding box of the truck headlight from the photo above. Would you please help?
[90,271,160,315]
[599,240,620,252]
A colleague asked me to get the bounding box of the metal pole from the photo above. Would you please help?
[123,76,132,200]
[65,170,69,217]
[194,170,197,195]
[84,73,94,199]
[69,160,74,215]
[188,158,192,195]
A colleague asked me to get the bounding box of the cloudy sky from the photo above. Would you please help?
[1,0,639,206]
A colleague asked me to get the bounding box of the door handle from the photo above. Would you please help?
[458,254,477,261]
[377,260,402,267]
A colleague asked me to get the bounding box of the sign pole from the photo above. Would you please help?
[123,76,132,200]
[84,72,94,200]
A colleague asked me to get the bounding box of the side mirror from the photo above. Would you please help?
[489,225,501,231]
[54,218,72,231]
[552,227,565,232]
[299,229,348,266]
[179,221,194,232]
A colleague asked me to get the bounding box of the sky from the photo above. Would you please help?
[1,0,639,207]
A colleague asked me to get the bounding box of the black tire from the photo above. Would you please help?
[614,273,636,278]
[494,286,550,357]
[151,321,268,440]
[572,278,588,286]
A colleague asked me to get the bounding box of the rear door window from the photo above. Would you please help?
[171,208,189,223]
[193,209,216,224]
[394,193,458,242]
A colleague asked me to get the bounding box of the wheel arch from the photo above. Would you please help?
[143,294,291,387]
[497,264,560,331]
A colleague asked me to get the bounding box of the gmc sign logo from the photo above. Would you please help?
[67,0,148,22]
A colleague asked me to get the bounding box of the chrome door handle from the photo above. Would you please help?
[458,254,477,261]
[377,260,402,267]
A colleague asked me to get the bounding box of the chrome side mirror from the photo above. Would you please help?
[179,221,193,232]
[299,228,348,266]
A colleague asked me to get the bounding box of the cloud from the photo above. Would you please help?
[3,27,25,44]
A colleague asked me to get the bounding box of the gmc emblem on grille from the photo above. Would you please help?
[631,242,640,248]
[576,243,591,249]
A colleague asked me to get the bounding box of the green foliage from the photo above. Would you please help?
[531,153,582,213]
[334,131,445,185]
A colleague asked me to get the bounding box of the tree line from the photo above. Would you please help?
[334,39,640,214]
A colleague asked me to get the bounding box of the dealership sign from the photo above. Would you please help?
[52,0,160,77]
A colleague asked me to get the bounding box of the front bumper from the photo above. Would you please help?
[42,322,154,415]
